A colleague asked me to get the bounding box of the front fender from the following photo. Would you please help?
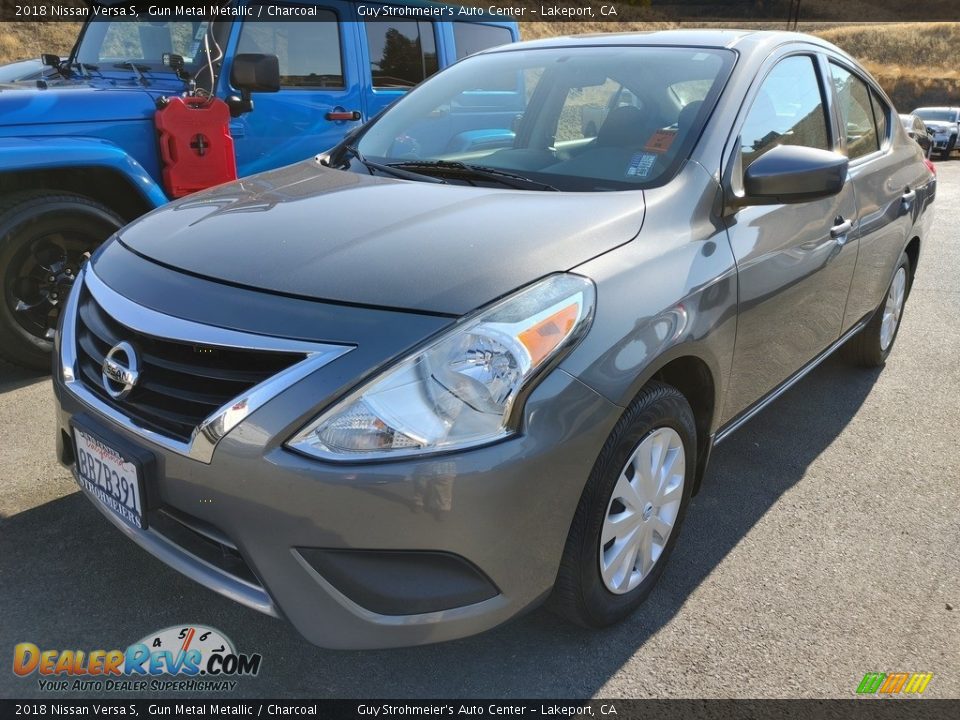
[0,136,169,209]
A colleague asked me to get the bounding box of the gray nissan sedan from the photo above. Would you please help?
[53,30,935,648]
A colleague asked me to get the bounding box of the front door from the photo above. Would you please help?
[721,53,859,423]
[228,1,363,176]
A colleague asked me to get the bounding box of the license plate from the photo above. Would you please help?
[73,427,146,529]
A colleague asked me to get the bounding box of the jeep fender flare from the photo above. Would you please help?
[0,136,169,211]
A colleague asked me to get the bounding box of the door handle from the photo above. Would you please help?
[830,217,853,241]
[325,110,361,122]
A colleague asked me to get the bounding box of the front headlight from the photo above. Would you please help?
[287,274,596,461]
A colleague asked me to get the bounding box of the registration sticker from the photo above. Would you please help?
[644,129,678,154]
[626,152,657,178]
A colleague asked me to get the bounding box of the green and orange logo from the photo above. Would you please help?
[856,672,933,696]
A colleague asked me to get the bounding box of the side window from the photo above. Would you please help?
[555,78,624,144]
[237,11,343,88]
[870,89,889,147]
[829,63,879,159]
[669,79,713,107]
[740,55,830,167]
[453,23,514,59]
[364,21,438,88]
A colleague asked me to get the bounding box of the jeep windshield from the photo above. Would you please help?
[914,109,958,123]
[350,45,735,192]
[74,18,227,75]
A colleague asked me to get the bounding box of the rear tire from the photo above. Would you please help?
[842,251,911,368]
[549,381,696,628]
[0,191,123,369]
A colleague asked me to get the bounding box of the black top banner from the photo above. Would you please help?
[1,700,959,720]
[2,0,960,23]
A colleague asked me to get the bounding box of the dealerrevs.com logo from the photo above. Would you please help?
[13,625,262,692]
[856,672,934,697]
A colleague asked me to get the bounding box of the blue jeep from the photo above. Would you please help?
[0,2,518,368]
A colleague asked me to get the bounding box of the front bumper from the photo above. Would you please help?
[932,133,956,151]
[52,276,621,649]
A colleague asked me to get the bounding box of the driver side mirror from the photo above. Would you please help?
[40,53,61,68]
[228,53,280,117]
[738,144,848,207]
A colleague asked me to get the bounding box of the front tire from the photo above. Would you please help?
[0,191,123,369]
[550,381,696,628]
[842,251,911,368]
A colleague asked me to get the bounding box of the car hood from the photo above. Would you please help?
[116,159,646,316]
[0,79,179,126]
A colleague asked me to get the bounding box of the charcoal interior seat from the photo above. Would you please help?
[596,105,649,147]
[544,104,658,181]
[677,100,704,130]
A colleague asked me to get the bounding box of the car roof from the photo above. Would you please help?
[482,29,847,55]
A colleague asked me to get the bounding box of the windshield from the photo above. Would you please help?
[354,45,735,191]
[914,109,957,122]
[75,19,221,72]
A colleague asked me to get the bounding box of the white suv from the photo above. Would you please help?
[912,106,960,159]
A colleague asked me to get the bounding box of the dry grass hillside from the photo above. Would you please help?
[815,23,960,110]
[2,18,959,111]
[0,22,78,62]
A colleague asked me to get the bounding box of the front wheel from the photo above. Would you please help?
[549,381,696,628]
[0,191,123,369]
[842,251,911,367]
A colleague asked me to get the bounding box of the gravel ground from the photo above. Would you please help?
[0,163,957,700]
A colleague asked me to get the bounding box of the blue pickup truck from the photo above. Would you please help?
[0,2,518,368]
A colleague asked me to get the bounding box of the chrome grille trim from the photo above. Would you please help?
[59,264,353,463]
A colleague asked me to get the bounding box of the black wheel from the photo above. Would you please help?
[549,381,696,628]
[0,191,123,369]
[842,251,911,368]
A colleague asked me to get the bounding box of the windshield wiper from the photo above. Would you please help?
[114,60,149,86]
[386,160,559,191]
[341,146,446,184]
[71,62,100,79]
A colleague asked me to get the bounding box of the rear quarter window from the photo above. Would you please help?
[453,23,514,59]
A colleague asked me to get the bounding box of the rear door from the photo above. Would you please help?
[228,1,362,176]
[827,60,922,331]
[357,14,441,120]
[446,21,517,61]
[721,51,859,423]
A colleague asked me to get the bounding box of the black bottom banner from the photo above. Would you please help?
[2,700,959,720]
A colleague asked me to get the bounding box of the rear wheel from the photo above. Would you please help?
[0,191,123,369]
[842,252,910,367]
[550,381,696,627]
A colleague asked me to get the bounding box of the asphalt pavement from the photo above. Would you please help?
[1,162,957,700]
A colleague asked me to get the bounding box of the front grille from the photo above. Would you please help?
[74,286,305,442]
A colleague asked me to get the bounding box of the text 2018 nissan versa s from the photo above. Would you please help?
[52,31,934,648]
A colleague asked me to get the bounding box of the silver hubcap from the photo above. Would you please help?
[880,267,907,351]
[600,427,685,594]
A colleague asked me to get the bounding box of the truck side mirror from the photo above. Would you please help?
[228,53,280,118]
[41,53,61,68]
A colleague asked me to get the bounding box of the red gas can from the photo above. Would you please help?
[154,96,237,198]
